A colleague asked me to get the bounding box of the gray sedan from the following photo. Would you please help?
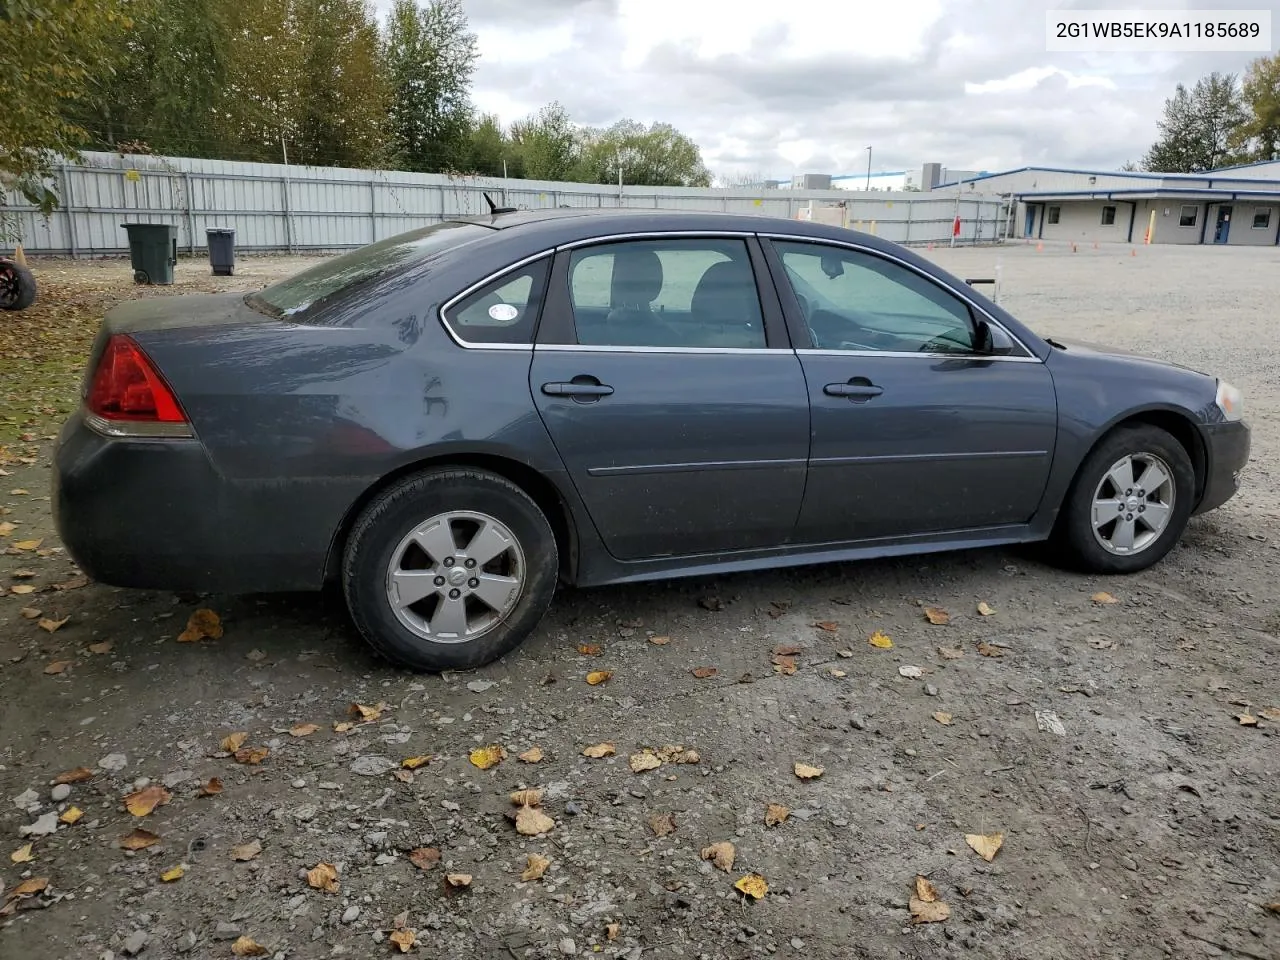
[52,209,1250,670]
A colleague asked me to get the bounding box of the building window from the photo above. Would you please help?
[1178,205,1198,227]
[1101,205,1116,225]
[1047,206,1061,224]
[1253,207,1272,229]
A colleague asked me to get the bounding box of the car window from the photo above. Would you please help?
[567,238,765,348]
[773,241,976,354]
[443,257,550,344]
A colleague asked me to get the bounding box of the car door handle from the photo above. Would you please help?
[541,379,614,398]
[824,380,883,399]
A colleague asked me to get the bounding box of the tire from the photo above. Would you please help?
[1051,424,1195,574]
[0,261,36,311]
[342,467,558,671]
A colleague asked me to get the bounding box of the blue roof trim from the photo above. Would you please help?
[938,164,1280,189]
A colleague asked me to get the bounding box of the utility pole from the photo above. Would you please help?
[865,146,872,191]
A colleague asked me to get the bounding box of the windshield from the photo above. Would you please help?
[247,221,492,321]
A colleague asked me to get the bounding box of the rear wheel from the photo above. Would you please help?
[342,468,558,671]
[0,260,36,311]
[1052,424,1195,573]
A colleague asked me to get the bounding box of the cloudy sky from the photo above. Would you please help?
[378,0,1279,181]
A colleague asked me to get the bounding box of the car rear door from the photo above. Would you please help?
[761,235,1058,544]
[529,233,810,562]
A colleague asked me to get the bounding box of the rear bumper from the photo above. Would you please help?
[52,411,328,593]
[1195,419,1250,515]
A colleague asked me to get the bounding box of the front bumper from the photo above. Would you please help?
[1195,419,1250,515]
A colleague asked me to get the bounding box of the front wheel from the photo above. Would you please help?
[1052,424,1195,574]
[342,468,558,671]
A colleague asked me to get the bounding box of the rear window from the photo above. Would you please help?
[247,221,491,321]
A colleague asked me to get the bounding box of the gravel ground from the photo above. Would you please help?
[0,241,1277,960]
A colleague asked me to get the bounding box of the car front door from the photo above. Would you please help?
[529,234,809,562]
[761,236,1058,545]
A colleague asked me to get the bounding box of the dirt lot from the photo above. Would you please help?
[1,242,1277,960]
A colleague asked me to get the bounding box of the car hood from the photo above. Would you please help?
[1048,336,1212,378]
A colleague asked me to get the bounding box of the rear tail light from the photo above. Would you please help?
[85,335,192,437]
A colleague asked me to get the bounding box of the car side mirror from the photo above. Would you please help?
[977,320,1016,356]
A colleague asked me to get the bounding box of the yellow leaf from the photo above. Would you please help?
[932,711,953,725]
[444,873,472,888]
[8,877,48,898]
[518,747,544,763]
[119,829,160,850]
[59,806,83,825]
[764,803,790,827]
[977,601,995,616]
[468,745,506,770]
[231,840,262,862]
[794,762,824,780]
[965,832,1004,862]
[582,742,615,758]
[521,853,550,881]
[160,865,184,882]
[9,488,29,495]
[577,643,602,656]
[20,607,42,619]
[220,732,247,753]
[289,723,319,738]
[10,584,35,595]
[648,636,670,645]
[38,617,69,634]
[10,843,34,863]
[924,607,950,625]
[914,875,940,902]
[700,841,736,872]
[333,722,355,733]
[401,755,431,770]
[13,539,42,551]
[586,670,612,685]
[910,895,951,923]
[124,785,171,817]
[734,873,768,899]
[43,659,72,674]
[177,608,222,642]
[1091,591,1119,605]
[388,928,416,953]
[233,747,269,765]
[306,862,339,893]
[231,936,270,957]
[868,631,893,649]
[629,752,662,773]
[0,521,14,536]
[1236,713,1258,726]
[691,666,717,679]
[509,788,543,807]
[514,805,555,836]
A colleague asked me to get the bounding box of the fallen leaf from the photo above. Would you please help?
[231,840,262,862]
[898,665,924,679]
[629,752,662,773]
[160,865,185,882]
[394,769,414,784]
[333,722,355,733]
[38,618,69,634]
[1091,591,1119,605]
[698,596,725,611]
[347,702,382,722]
[9,584,35,595]
[700,841,736,872]
[605,922,620,941]
[1236,713,1259,727]
[52,576,89,591]
[515,805,555,836]
[509,788,543,807]
[836,648,854,658]
[468,745,506,770]
[794,762,824,780]
[734,873,768,899]
[813,621,839,632]
[976,642,1004,658]
[691,666,717,679]
[976,602,996,617]
[577,643,602,656]
[932,711,954,725]
[401,756,431,770]
[10,844,33,864]
[773,644,804,657]
[177,608,223,642]
[231,936,269,957]
[306,862,339,893]
[910,895,951,924]
[43,659,72,675]
[965,832,1004,862]
[408,847,441,870]
[8,877,48,898]
[0,521,13,537]
[289,723,319,738]
[764,803,790,827]
[199,777,223,797]
[388,929,416,953]
[119,829,160,850]
[924,607,950,625]
[938,646,964,660]
[868,631,893,649]
[582,742,615,758]
[521,853,550,881]
[649,635,670,645]
[11,569,35,578]
[13,539,42,551]
[656,745,700,764]
[828,667,847,678]
[87,641,113,655]
[124,786,171,817]
[1258,707,1280,722]
[233,747,269,765]
[220,732,247,753]
[914,875,939,902]
[9,489,29,495]
[20,607,41,619]
[59,807,83,825]
[1266,901,1280,915]
[772,655,797,675]
[585,670,612,686]
[647,813,677,837]
[518,747,544,763]
[444,873,472,888]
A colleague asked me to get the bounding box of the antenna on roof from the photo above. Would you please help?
[482,191,518,215]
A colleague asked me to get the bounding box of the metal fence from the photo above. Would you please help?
[3,151,1008,257]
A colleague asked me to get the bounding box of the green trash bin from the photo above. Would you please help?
[121,223,178,285]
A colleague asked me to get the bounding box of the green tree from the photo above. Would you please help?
[0,0,131,212]
[463,113,509,177]
[1233,52,1280,161]
[509,102,579,181]
[574,119,712,187]
[383,0,478,172]
[1142,72,1247,172]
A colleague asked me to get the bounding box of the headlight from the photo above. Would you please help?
[1216,380,1243,421]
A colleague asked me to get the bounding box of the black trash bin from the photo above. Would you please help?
[121,223,178,285]
[206,228,235,276]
